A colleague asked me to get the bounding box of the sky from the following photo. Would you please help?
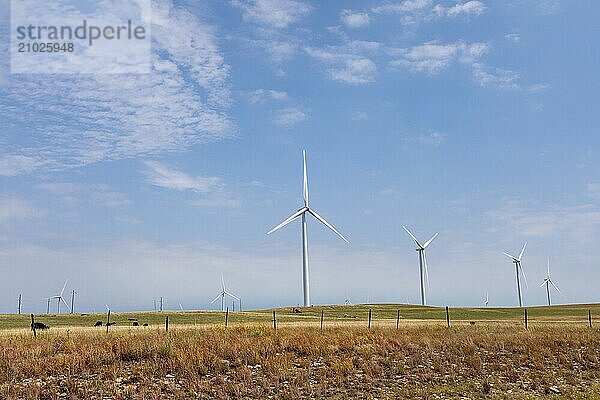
[1,0,600,313]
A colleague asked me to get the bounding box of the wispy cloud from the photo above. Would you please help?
[247,89,289,104]
[445,1,487,17]
[340,10,370,29]
[36,182,131,208]
[0,0,233,175]
[305,41,380,84]
[272,107,308,127]
[0,196,38,223]
[144,161,223,193]
[418,132,447,145]
[230,0,311,29]
[504,32,521,43]
[389,41,488,73]
[372,0,432,15]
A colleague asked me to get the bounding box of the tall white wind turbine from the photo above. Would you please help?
[49,280,70,314]
[540,258,560,306]
[484,292,489,308]
[503,242,528,307]
[211,275,239,312]
[267,150,349,307]
[402,226,438,306]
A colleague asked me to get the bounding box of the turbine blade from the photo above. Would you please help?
[503,252,518,261]
[210,294,222,304]
[303,150,309,207]
[540,280,547,288]
[518,242,527,261]
[308,209,349,243]
[221,274,225,292]
[403,226,423,248]
[547,257,550,278]
[520,263,528,289]
[423,232,439,249]
[423,251,430,289]
[267,208,306,235]
[550,280,561,293]
[61,297,70,309]
[60,280,68,297]
[225,291,240,301]
[105,304,110,311]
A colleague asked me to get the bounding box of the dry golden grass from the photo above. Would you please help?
[1,324,600,399]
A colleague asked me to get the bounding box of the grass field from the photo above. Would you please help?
[2,304,600,399]
[2,303,599,331]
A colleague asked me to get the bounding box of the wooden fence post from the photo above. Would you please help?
[368,309,372,329]
[30,314,36,338]
[165,316,169,332]
[589,310,592,328]
[106,310,111,333]
[446,306,450,328]
[320,310,324,331]
[225,307,229,327]
[524,308,528,330]
[396,310,400,330]
[273,310,277,330]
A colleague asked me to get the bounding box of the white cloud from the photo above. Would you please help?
[0,196,38,223]
[247,89,289,104]
[505,32,521,43]
[472,63,520,90]
[0,0,233,175]
[350,111,370,122]
[340,10,370,28]
[144,161,223,193]
[418,132,447,145]
[446,1,487,17]
[390,41,488,73]
[272,107,308,127]
[230,0,311,29]
[305,41,380,84]
[372,0,432,14]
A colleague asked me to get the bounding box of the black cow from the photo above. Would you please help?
[132,321,139,326]
[94,320,103,327]
[106,322,116,326]
[32,322,49,330]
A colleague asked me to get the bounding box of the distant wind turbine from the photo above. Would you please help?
[211,275,239,312]
[403,226,438,306]
[540,258,560,306]
[48,280,70,314]
[267,150,349,307]
[484,292,489,308]
[503,242,528,307]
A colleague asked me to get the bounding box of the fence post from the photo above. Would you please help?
[446,306,450,328]
[225,307,229,327]
[273,310,277,330]
[368,309,372,329]
[106,310,111,333]
[320,310,324,331]
[30,314,36,338]
[165,316,169,332]
[396,310,400,330]
[589,310,592,328]
[524,308,528,329]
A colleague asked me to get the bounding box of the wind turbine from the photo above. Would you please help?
[402,226,438,306]
[267,150,349,307]
[484,292,489,308]
[49,280,70,314]
[503,242,528,307]
[540,258,560,306]
[211,275,239,312]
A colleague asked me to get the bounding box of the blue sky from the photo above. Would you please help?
[1,0,600,313]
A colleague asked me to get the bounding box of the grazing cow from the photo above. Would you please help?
[132,321,139,326]
[32,322,49,330]
[106,322,116,326]
[293,308,302,314]
[143,323,148,327]
[94,321,103,327]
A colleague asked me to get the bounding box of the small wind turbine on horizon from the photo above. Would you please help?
[403,226,438,306]
[211,275,239,312]
[484,292,489,308]
[48,280,70,314]
[540,258,561,306]
[267,150,349,307]
[503,242,528,307]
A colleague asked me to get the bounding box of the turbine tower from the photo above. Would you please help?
[211,275,239,312]
[540,258,560,306]
[267,150,349,307]
[503,242,528,307]
[484,292,489,308]
[402,226,438,306]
